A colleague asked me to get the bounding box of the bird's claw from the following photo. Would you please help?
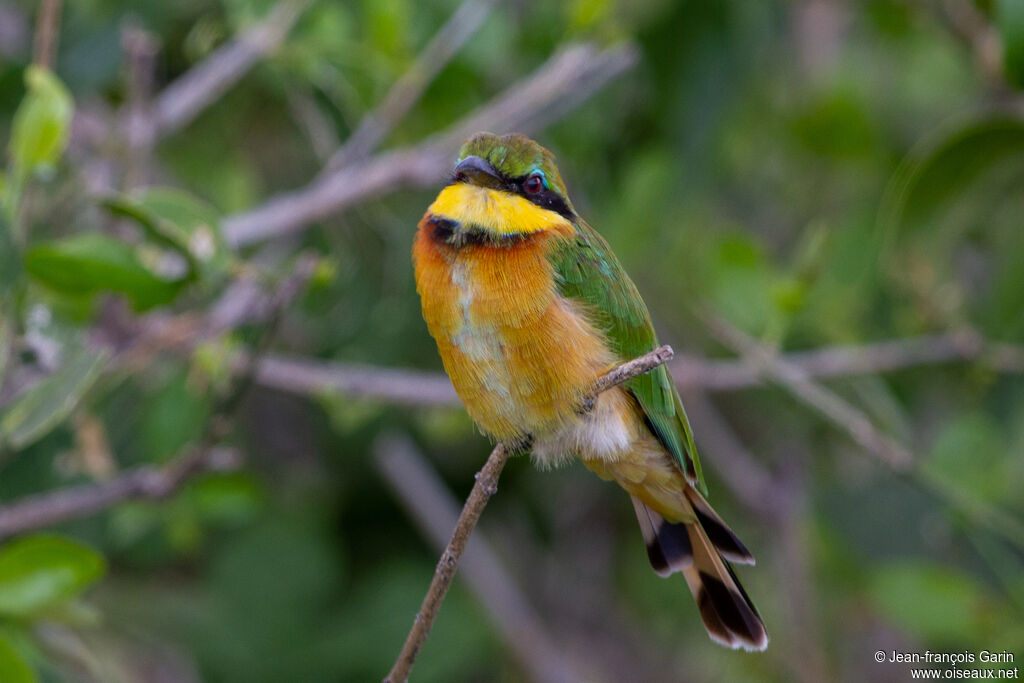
[577,395,596,416]
[507,434,534,454]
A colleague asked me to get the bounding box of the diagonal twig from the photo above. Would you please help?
[698,311,915,471]
[222,42,639,247]
[375,434,587,683]
[698,311,1024,548]
[151,0,312,140]
[675,387,779,516]
[0,257,317,540]
[321,0,500,172]
[383,344,673,683]
[31,0,62,69]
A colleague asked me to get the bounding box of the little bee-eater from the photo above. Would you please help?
[413,133,768,651]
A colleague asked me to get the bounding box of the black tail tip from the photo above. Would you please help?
[696,570,769,651]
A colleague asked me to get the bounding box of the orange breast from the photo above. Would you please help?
[413,213,616,444]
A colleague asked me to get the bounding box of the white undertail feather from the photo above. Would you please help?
[531,388,634,469]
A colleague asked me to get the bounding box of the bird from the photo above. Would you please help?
[412,132,768,651]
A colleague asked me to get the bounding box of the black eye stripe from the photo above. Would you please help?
[509,174,574,219]
[527,189,573,218]
[448,168,575,219]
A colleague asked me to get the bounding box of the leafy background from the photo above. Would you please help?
[0,0,1023,681]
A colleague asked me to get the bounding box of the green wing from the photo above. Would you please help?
[549,220,706,492]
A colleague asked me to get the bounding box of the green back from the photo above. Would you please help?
[549,219,706,492]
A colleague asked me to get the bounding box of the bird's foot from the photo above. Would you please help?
[577,395,596,416]
[506,434,533,454]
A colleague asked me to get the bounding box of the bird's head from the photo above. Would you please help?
[425,133,576,244]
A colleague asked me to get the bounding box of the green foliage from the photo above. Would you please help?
[998,0,1024,88]
[867,562,987,644]
[6,67,72,215]
[0,535,104,617]
[880,116,1024,233]
[103,188,231,286]
[925,413,1015,505]
[0,212,19,294]
[0,630,37,683]
[139,370,211,464]
[25,233,187,311]
[0,345,107,451]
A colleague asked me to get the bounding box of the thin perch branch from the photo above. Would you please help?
[385,443,508,683]
[383,345,674,683]
[374,434,585,683]
[593,345,674,394]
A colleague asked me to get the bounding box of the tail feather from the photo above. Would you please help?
[683,523,768,651]
[684,487,755,565]
[631,497,768,651]
[630,497,692,577]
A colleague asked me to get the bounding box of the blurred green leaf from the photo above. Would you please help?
[0,630,37,683]
[0,345,108,451]
[189,474,262,527]
[924,413,1013,504]
[140,370,210,464]
[880,116,1024,233]
[103,188,230,284]
[0,212,18,294]
[0,536,105,617]
[709,235,776,334]
[770,278,806,315]
[790,89,877,159]
[313,563,496,683]
[190,336,241,398]
[868,562,983,643]
[998,0,1024,88]
[364,0,412,61]
[8,66,73,182]
[108,503,164,550]
[568,0,612,32]
[25,233,187,311]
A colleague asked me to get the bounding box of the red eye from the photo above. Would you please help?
[524,174,543,194]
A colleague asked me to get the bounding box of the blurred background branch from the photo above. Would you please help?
[234,328,1024,406]
[0,255,316,539]
[31,0,61,69]
[221,42,639,246]
[321,0,500,172]
[698,309,916,471]
[149,0,313,142]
